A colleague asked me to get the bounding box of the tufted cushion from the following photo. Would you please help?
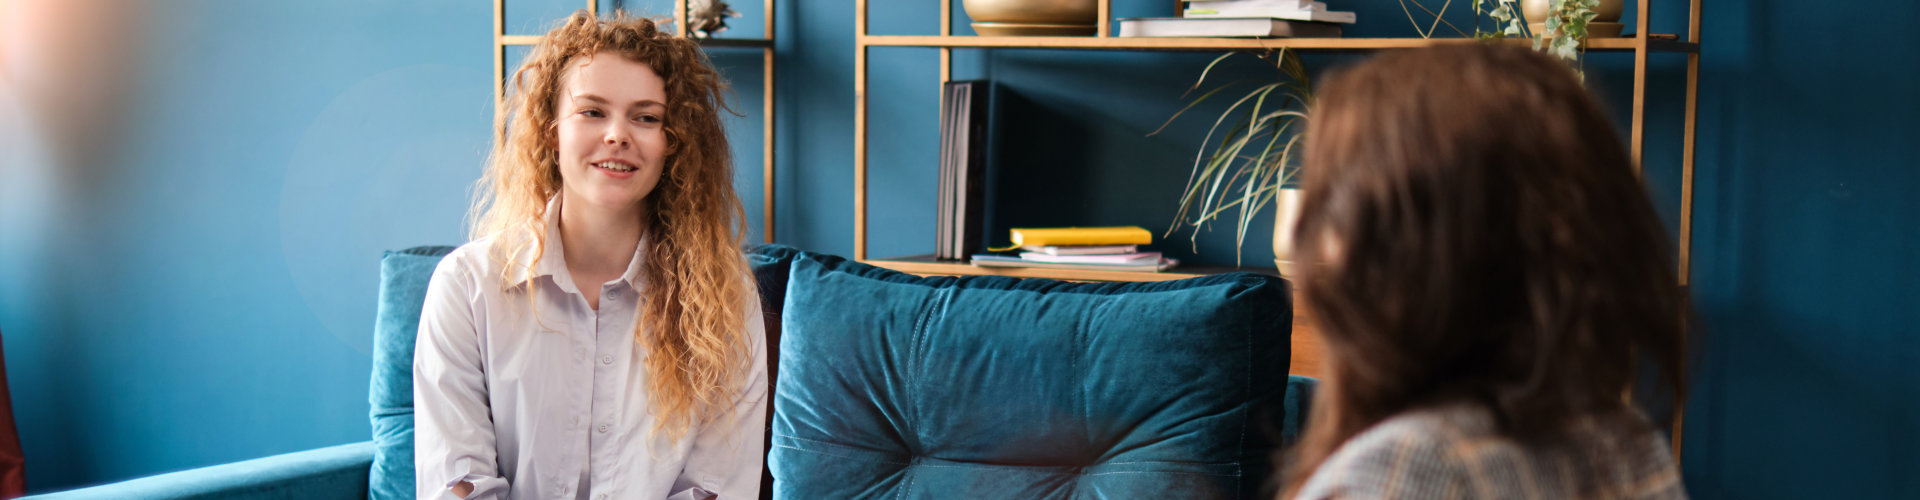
[368,246,456,500]
[770,253,1294,499]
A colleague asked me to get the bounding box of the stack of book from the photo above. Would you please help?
[1118,0,1355,38]
[1183,0,1356,23]
[936,80,992,261]
[971,226,1179,272]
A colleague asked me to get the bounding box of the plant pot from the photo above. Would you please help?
[1522,0,1626,37]
[962,0,1097,36]
[1271,188,1304,277]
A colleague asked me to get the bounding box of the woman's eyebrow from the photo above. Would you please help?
[570,93,664,110]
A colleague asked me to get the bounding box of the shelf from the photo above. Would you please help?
[853,0,1692,454]
[866,254,1314,322]
[693,38,778,49]
[859,35,1698,53]
[869,255,1319,377]
[496,0,779,242]
[862,254,1279,283]
[502,34,775,49]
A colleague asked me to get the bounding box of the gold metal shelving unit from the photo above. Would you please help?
[492,0,779,243]
[852,2,1702,453]
[852,0,1700,287]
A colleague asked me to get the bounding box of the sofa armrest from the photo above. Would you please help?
[25,441,373,500]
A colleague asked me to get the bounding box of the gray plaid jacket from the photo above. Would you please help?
[1294,403,1687,499]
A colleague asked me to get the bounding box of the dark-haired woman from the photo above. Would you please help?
[1283,43,1689,499]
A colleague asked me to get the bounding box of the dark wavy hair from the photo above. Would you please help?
[1281,43,1688,497]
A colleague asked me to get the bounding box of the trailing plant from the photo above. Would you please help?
[1529,0,1601,64]
[1403,0,1599,71]
[1153,49,1311,264]
[1477,0,1529,39]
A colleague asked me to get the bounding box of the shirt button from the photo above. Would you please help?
[598,423,609,433]
[601,355,613,365]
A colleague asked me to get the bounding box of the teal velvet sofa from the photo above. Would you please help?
[27,245,1312,499]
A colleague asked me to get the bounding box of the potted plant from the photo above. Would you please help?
[1154,49,1312,274]
[1404,0,1621,69]
[1523,0,1626,41]
[1518,0,1622,64]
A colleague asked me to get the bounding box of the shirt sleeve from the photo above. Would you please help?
[672,292,770,499]
[413,258,510,499]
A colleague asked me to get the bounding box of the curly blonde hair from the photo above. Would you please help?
[468,10,753,440]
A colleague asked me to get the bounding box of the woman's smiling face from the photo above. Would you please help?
[554,51,668,213]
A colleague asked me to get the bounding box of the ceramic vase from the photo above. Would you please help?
[1522,0,1627,38]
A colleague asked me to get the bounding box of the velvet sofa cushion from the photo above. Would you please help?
[368,246,455,500]
[769,253,1294,499]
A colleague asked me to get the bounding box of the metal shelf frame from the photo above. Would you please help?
[493,0,779,243]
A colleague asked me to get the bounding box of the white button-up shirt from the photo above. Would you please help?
[413,200,766,500]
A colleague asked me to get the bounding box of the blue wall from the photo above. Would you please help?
[1683,1,1920,497]
[0,0,494,490]
[0,0,768,492]
[1,0,1914,497]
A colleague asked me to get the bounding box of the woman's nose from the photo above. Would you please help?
[604,125,631,147]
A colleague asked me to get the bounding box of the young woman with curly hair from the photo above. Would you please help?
[1281,44,1689,499]
[413,11,763,499]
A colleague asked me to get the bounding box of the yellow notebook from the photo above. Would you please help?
[1006,226,1153,248]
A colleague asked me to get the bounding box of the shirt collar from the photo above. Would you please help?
[508,195,647,292]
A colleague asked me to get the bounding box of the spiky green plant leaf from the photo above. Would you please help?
[1161,50,1312,263]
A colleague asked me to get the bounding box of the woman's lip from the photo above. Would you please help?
[594,163,637,179]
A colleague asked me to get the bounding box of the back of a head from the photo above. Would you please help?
[1286,42,1686,492]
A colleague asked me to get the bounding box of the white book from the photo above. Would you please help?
[1186,0,1312,5]
[1186,0,1319,7]
[1021,244,1139,256]
[1185,1,1328,13]
[1185,0,1321,12]
[1019,251,1162,265]
[1186,6,1355,24]
[973,254,1179,273]
[1119,17,1344,38]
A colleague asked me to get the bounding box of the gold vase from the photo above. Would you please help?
[962,0,1098,36]
[1522,0,1626,38]
[1271,188,1304,277]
